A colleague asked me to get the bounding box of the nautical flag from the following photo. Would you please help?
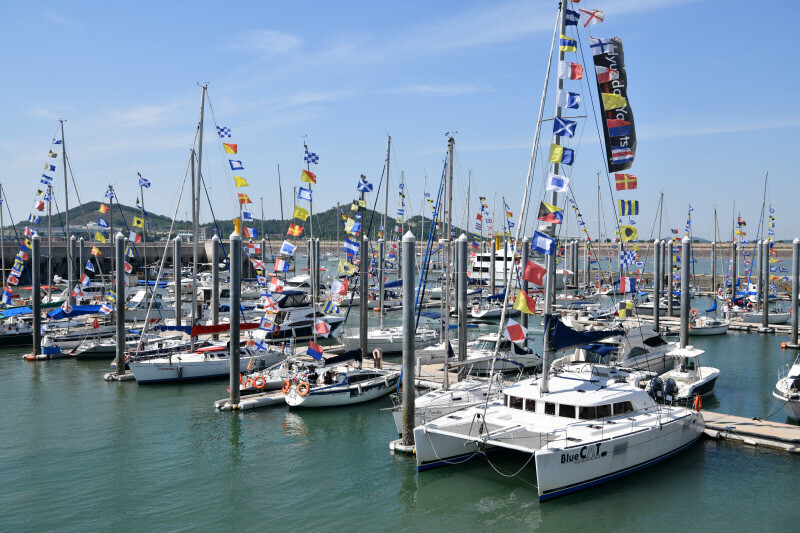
[537,202,563,224]
[545,172,569,192]
[548,144,574,166]
[48,150,57,158]
[620,276,637,293]
[307,341,323,360]
[615,174,637,191]
[124,246,133,258]
[99,204,110,214]
[357,177,373,192]
[553,117,576,138]
[229,160,244,171]
[324,300,340,315]
[556,89,580,109]
[512,290,537,315]
[44,164,56,172]
[280,241,297,255]
[6,275,18,286]
[138,177,151,188]
[247,243,262,254]
[251,258,265,271]
[85,260,95,273]
[59,299,72,313]
[124,262,133,273]
[595,66,619,84]
[233,176,249,187]
[337,259,356,276]
[601,93,628,110]
[620,250,636,267]
[98,217,109,228]
[343,237,360,257]
[523,260,546,286]
[238,193,252,204]
[619,225,638,242]
[72,286,85,298]
[304,150,319,164]
[223,143,237,154]
[579,8,604,26]
[314,319,331,338]
[216,126,231,138]
[589,37,614,55]
[331,278,349,296]
[293,205,310,221]
[301,169,317,184]
[607,119,632,137]
[243,227,257,238]
[472,240,479,249]
[737,216,746,226]
[24,227,35,236]
[565,9,580,26]
[80,273,91,286]
[274,257,289,272]
[132,217,144,228]
[259,317,277,332]
[129,231,142,243]
[33,200,45,211]
[559,34,577,52]
[99,303,113,315]
[671,229,679,235]
[531,231,556,255]
[27,214,41,224]
[503,318,528,344]
[94,232,106,243]
[41,174,53,183]
[242,211,253,221]
[344,218,361,234]
[287,223,303,236]
[268,277,285,292]
[296,187,313,203]
[611,146,634,164]
[263,297,278,313]
[105,189,115,199]
[618,200,639,216]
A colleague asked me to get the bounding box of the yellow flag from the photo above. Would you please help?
[358,199,366,208]
[95,232,106,243]
[233,176,249,187]
[601,93,627,110]
[293,205,309,221]
[548,144,564,163]
[619,225,638,242]
[132,217,144,228]
[337,259,356,276]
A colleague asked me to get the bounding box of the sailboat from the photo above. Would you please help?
[414,2,703,500]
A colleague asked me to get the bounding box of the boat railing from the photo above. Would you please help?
[777,356,800,380]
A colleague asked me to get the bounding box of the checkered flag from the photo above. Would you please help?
[216,126,231,138]
[620,250,636,268]
[304,150,319,164]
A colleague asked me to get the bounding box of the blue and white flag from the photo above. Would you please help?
[242,211,253,221]
[43,192,52,202]
[98,217,109,228]
[565,9,580,26]
[45,164,56,172]
[280,240,297,255]
[553,117,576,138]
[620,250,636,267]
[297,187,312,202]
[556,90,581,109]
[531,231,556,255]
[357,177,373,192]
[105,189,115,198]
[229,160,244,171]
[259,317,276,332]
[304,150,319,164]
[41,174,53,183]
[85,260,95,273]
[216,126,231,138]
[611,146,633,164]
[589,37,615,56]
[343,237,360,257]
[545,172,569,192]
[138,177,150,188]
[28,214,41,224]
[52,138,63,145]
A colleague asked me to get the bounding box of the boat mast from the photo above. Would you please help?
[540,0,568,394]
[61,119,73,305]
[192,84,206,345]
[443,135,455,391]
[277,163,284,221]
[657,191,664,240]
[0,184,4,283]
[47,184,52,299]
[380,136,391,329]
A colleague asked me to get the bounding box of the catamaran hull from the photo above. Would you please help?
[535,413,703,501]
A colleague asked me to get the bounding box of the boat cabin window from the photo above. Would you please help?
[596,404,611,418]
[579,406,597,420]
[507,395,523,410]
[524,400,535,412]
[629,347,647,357]
[680,357,696,371]
[643,336,667,348]
[559,404,575,418]
[347,373,378,383]
[613,401,633,415]
[544,402,556,416]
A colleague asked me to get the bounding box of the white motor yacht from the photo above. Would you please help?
[773,354,800,421]
[656,346,720,400]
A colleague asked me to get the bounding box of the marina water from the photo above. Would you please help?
[0,295,796,531]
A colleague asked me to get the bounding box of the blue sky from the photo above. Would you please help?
[2,0,799,241]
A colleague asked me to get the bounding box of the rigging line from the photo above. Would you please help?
[201,172,229,270]
[65,154,90,235]
[204,91,241,217]
[415,158,447,331]
[132,151,192,358]
[3,188,31,284]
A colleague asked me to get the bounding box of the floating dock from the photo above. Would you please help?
[702,411,800,453]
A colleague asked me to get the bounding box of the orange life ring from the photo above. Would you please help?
[246,339,255,347]
[693,394,702,412]
[282,379,291,394]
[253,376,266,390]
[297,382,310,396]
[243,379,253,389]
[689,308,698,317]
[239,374,244,384]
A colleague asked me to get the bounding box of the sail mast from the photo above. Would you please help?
[380,136,391,329]
[192,84,206,343]
[61,119,73,305]
[443,135,455,391]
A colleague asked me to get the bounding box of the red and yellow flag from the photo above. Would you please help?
[223,143,238,154]
[99,204,109,214]
[512,289,537,315]
[615,173,637,191]
[91,247,102,256]
[301,169,317,184]
[238,193,252,204]
[287,223,303,237]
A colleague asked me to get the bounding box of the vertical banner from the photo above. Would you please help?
[593,37,636,172]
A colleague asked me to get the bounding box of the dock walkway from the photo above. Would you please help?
[703,411,800,453]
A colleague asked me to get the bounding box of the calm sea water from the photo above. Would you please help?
[1,295,797,532]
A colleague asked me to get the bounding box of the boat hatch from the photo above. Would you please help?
[196,346,226,353]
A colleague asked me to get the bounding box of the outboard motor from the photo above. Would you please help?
[646,376,664,400]
[663,378,678,402]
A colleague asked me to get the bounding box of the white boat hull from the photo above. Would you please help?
[689,324,729,336]
[342,329,437,355]
[741,312,790,325]
[130,352,280,384]
[285,373,400,407]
